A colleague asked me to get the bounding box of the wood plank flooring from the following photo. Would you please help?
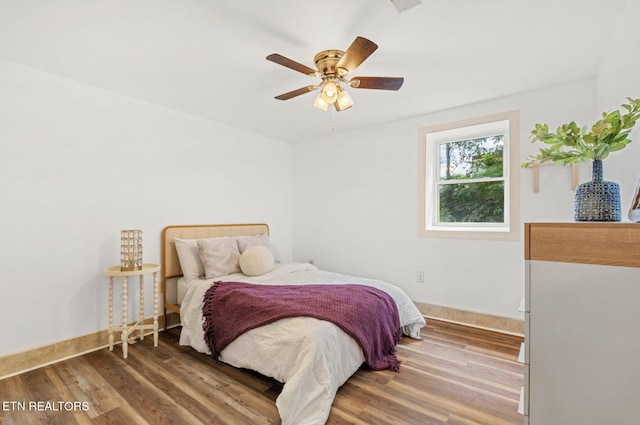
[0,319,523,424]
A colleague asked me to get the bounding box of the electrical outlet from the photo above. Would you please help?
[416,271,424,283]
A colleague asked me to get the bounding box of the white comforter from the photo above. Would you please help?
[180,262,426,425]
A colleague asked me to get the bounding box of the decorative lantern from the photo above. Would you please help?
[120,230,142,271]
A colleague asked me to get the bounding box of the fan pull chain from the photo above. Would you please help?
[331,107,336,133]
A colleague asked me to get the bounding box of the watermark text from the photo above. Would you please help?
[2,400,90,412]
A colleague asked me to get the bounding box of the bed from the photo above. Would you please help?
[161,223,426,425]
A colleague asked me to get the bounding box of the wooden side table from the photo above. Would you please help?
[104,263,161,358]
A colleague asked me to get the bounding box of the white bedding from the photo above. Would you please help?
[177,276,189,304]
[179,262,426,425]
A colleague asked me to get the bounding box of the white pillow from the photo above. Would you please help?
[239,246,275,276]
[197,237,241,279]
[174,238,204,281]
[236,233,270,253]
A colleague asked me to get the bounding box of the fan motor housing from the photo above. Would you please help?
[314,50,344,76]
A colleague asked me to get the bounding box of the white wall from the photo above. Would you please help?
[594,0,640,202]
[293,78,604,320]
[596,0,640,111]
[0,60,293,355]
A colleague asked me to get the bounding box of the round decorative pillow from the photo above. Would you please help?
[239,245,275,276]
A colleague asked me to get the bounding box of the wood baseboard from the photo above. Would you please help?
[0,306,522,380]
[415,302,524,336]
[0,313,180,380]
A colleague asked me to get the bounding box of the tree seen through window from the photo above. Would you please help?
[437,136,505,223]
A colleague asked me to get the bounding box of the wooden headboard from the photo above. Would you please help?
[161,223,270,321]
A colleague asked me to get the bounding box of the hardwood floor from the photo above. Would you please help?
[0,319,523,425]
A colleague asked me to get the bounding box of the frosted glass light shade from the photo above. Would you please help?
[336,89,353,111]
[321,82,338,103]
[313,92,329,110]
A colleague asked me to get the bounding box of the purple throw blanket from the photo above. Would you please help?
[202,281,402,371]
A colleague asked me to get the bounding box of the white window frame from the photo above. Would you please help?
[418,110,519,240]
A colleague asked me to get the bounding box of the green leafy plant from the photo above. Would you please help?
[522,97,640,167]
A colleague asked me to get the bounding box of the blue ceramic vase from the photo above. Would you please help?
[574,159,621,221]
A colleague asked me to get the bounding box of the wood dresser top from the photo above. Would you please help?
[525,222,640,267]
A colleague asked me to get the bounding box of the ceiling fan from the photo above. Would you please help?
[266,36,404,112]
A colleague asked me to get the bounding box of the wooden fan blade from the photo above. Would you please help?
[274,85,318,100]
[350,76,404,90]
[335,36,378,75]
[266,54,318,76]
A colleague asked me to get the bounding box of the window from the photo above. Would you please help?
[418,111,519,239]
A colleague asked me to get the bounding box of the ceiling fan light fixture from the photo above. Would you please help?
[336,87,353,111]
[321,81,338,104]
[313,92,329,111]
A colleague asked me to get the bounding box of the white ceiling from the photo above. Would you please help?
[0,0,627,143]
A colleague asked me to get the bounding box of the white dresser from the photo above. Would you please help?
[523,223,640,425]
